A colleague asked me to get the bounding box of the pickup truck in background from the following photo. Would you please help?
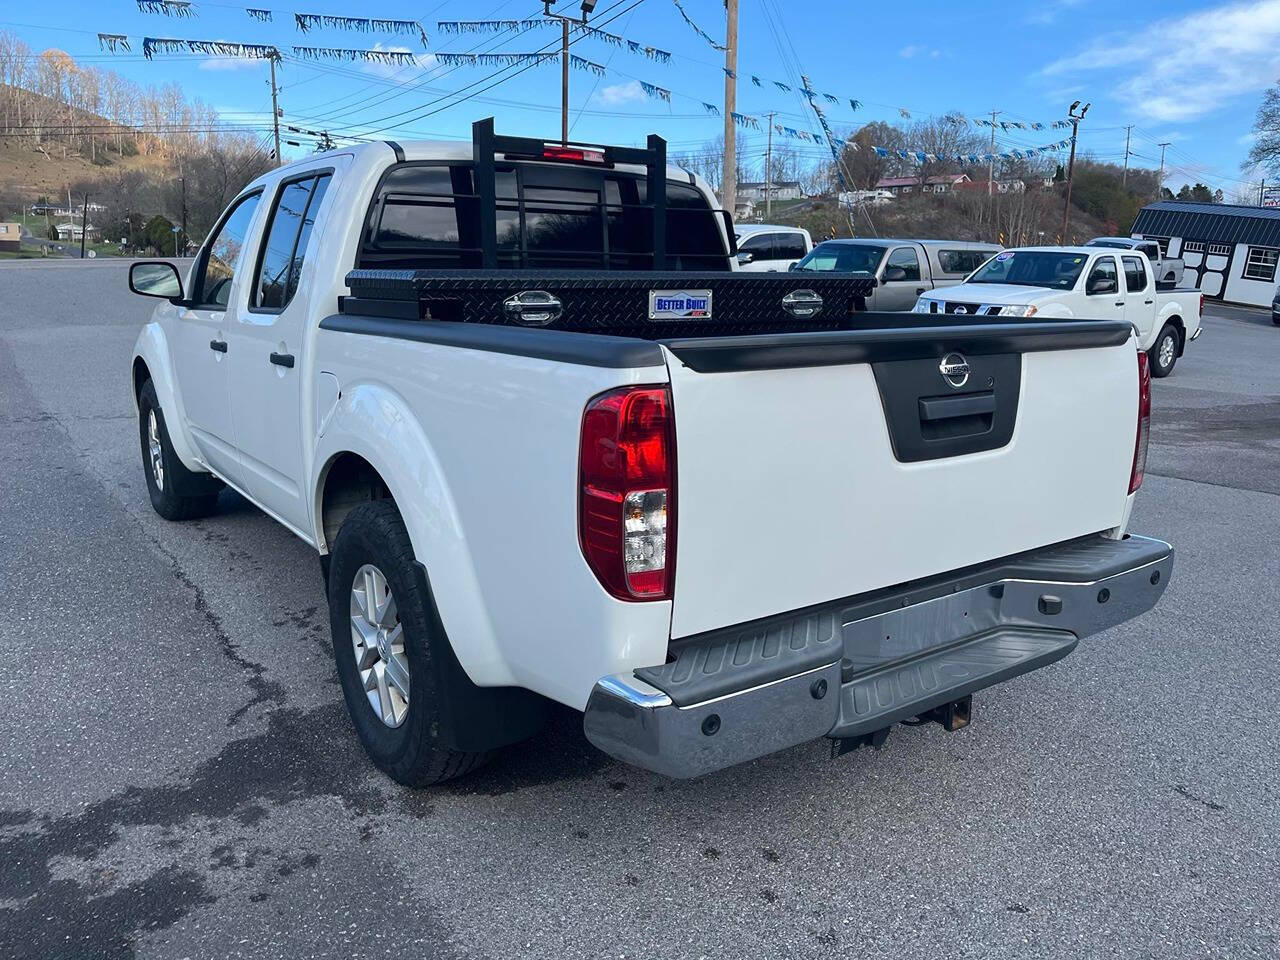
[733,223,812,271]
[1087,236,1184,287]
[914,246,1203,377]
[128,122,1174,786]
[790,237,1002,310]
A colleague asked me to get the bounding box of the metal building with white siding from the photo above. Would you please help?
[1130,200,1280,307]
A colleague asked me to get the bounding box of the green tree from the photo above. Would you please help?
[1175,183,1218,203]
[144,214,174,254]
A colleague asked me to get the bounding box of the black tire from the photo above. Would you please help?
[138,380,222,521]
[327,500,491,786]
[1148,323,1179,378]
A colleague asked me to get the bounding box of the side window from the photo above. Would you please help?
[254,175,315,309]
[775,232,807,260]
[937,249,987,275]
[1122,256,1148,293]
[285,175,330,302]
[1086,256,1118,293]
[886,246,921,282]
[739,234,776,259]
[195,192,262,308]
[1140,243,1160,262]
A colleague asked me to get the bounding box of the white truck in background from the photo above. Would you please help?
[914,246,1203,377]
[733,223,813,271]
[127,122,1174,786]
[1087,236,1184,287]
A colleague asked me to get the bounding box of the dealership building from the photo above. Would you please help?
[1130,200,1280,307]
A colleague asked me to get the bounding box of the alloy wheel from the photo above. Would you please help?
[349,563,410,727]
[147,409,165,491]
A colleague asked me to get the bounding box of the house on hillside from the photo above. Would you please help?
[737,180,804,202]
[955,178,1028,195]
[875,174,970,196]
[0,223,21,252]
[1131,199,1280,306]
[54,222,100,243]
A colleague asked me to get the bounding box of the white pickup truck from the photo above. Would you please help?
[1086,236,1184,287]
[914,246,1203,377]
[128,122,1174,785]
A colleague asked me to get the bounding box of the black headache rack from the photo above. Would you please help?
[340,269,879,339]
[343,119,878,338]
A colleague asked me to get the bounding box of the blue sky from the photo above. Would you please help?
[6,0,1279,199]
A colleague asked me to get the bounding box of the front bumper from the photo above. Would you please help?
[583,535,1173,778]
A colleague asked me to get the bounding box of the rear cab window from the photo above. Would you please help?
[937,249,989,275]
[1122,255,1148,293]
[359,161,730,271]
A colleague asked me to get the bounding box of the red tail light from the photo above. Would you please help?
[579,386,675,600]
[543,145,605,164]
[1129,350,1152,493]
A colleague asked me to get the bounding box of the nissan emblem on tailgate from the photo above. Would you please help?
[939,353,971,388]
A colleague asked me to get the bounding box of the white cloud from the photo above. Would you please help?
[198,56,265,72]
[594,80,646,106]
[1026,0,1088,26]
[1042,0,1280,122]
[359,44,434,79]
[898,45,941,59]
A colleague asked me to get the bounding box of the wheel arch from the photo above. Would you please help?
[1162,314,1186,354]
[311,382,513,688]
[132,323,202,468]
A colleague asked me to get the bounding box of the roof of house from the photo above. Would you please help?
[876,174,970,188]
[1132,200,1280,248]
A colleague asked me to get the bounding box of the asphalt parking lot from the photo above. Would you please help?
[1,259,1276,960]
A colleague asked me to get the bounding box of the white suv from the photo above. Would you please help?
[734,224,812,271]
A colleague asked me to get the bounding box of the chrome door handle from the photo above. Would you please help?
[209,339,227,353]
[503,290,562,327]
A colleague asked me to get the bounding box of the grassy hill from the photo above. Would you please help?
[0,140,174,208]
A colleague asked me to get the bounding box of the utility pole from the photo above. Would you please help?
[1061,100,1089,243]
[179,175,187,256]
[721,0,738,219]
[986,110,1000,198]
[1260,178,1266,206]
[79,192,88,259]
[269,57,282,166]
[764,110,776,218]
[561,18,570,144]
[1157,141,1171,199]
[1122,124,1133,188]
[543,2,595,145]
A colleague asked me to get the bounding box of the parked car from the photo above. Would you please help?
[127,122,1173,785]
[915,247,1203,377]
[790,238,1002,310]
[733,223,812,271]
[1086,236,1184,287]
[1272,283,1280,325]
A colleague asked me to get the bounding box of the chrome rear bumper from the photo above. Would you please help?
[583,535,1173,779]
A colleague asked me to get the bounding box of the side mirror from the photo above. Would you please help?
[883,266,908,282]
[736,251,754,265]
[1087,276,1117,295]
[129,261,185,302]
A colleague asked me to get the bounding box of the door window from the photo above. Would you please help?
[774,232,807,260]
[1086,256,1119,294]
[937,249,989,275]
[739,233,776,260]
[1138,243,1160,262]
[1122,256,1148,293]
[886,246,921,281]
[253,174,333,310]
[195,192,262,308]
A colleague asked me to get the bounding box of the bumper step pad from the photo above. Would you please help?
[830,627,1078,740]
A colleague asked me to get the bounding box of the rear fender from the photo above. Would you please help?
[311,381,510,687]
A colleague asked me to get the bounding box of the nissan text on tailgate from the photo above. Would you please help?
[126,119,1173,784]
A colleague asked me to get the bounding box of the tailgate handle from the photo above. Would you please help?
[918,391,996,421]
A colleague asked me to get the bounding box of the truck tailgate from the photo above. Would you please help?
[661,321,1138,639]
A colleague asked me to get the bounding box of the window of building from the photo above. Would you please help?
[1208,242,1231,257]
[937,249,990,275]
[1183,241,1205,253]
[1122,255,1148,293]
[1143,235,1170,256]
[1243,246,1279,281]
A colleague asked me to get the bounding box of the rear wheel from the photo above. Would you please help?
[327,499,491,786]
[1149,323,1179,378]
[138,380,222,520]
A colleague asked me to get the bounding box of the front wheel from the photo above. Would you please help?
[1149,323,1179,378]
[327,499,491,786]
[138,380,222,520]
